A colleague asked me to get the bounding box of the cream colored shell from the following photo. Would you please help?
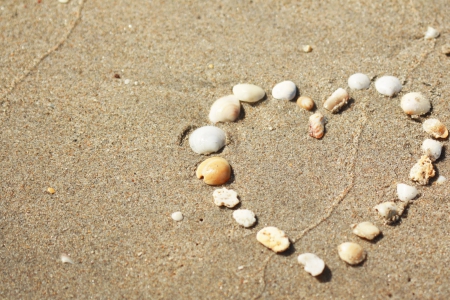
[232,84,265,103]
[208,95,241,123]
[308,112,325,139]
[351,222,381,240]
[423,119,448,138]
[337,242,366,265]
[213,187,239,208]
[409,155,435,185]
[323,88,349,113]
[256,227,290,253]
[196,157,231,186]
[297,96,315,111]
[400,92,430,116]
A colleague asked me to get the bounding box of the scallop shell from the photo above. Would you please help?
[256,226,290,253]
[189,126,226,155]
[409,155,435,185]
[272,81,297,101]
[421,139,442,162]
[297,96,315,111]
[208,95,241,124]
[232,84,265,103]
[351,222,381,240]
[375,76,402,96]
[423,119,448,138]
[297,253,325,276]
[337,242,366,265]
[400,92,431,116]
[348,73,370,90]
[196,157,231,185]
[323,88,349,113]
[308,112,325,139]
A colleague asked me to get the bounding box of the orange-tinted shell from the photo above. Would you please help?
[196,157,231,185]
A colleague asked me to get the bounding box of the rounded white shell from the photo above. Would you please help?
[208,95,241,123]
[423,119,448,138]
[189,126,226,155]
[272,81,297,101]
[348,73,370,90]
[351,222,381,240]
[232,84,265,103]
[397,183,418,201]
[232,209,256,227]
[171,212,183,221]
[256,226,290,253]
[297,253,325,276]
[421,139,443,161]
[424,26,439,39]
[375,76,402,96]
[400,92,430,116]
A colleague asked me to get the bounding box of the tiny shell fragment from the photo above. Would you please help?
[421,139,443,161]
[351,222,381,240]
[424,26,439,39]
[409,155,435,185]
[397,183,418,201]
[60,253,74,264]
[297,96,315,111]
[171,212,183,221]
[213,187,239,208]
[232,209,256,227]
[302,45,313,53]
[47,187,56,194]
[308,112,325,139]
[423,119,448,139]
[297,253,325,276]
[400,92,431,116]
[256,227,290,253]
[374,202,398,223]
[323,88,349,113]
[232,84,265,103]
[337,242,366,265]
[196,157,231,186]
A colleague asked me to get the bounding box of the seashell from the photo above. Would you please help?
[375,76,402,96]
[397,183,418,201]
[423,119,448,138]
[409,155,435,185]
[374,202,398,222]
[208,95,241,124]
[196,157,231,186]
[308,112,325,139]
[272,81,297,101]
[213,187,239,208]
[351,222,381,240]
[256,226,290,253]
[60,253,74,264]
[302,45,313,53]
[297,253,325,276]
[434,175,447,185]
[189,126,226,155]
[400,92,430,116]
[297,96,315,111]
[348,73,371,90]
[424,26,439,39]
[232,84,265,103]
[323,88,349,113]
[337,242,366,265]
[232,209,256,227]
[171,212,183,221]
[421,139,442,161]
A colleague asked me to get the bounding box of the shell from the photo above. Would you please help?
[297,96,315,111]
[60,253,74,264]
[434,175,447,185]
[256,226,290,253]
[337,242,366,265]
[424,26,439,39]
[308,112,325,139]
[374,202,398,221]
[196,157,231,186]
[323,88,349,113]
[272,81,297,101]
[213,187,239,208]
[232,209,256,227]
[348,73,370,90]
[351,222,381,240]
[189,126,226,155]
[171,212,183,221]
[397,183,418,201]
[232,84,265,103]
[208,95,241,123]
[400,92,431,116]
[302,45,313,53]
[410,155,435,185]
[297,253,325,276]
[375,76,402,96]
[421,139,442,161]
[423,119,448,138]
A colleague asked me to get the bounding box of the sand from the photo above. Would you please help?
[1,0,450,298]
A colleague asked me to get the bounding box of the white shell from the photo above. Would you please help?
[213,188,239,208]
[424,26,440,39]
[272,81,297,101]
[423,119,448,138]
[435,175,447,185]
[232,209,256,227]
[396,183,418,201]
[171,212,183,221]
[323,88,349,113]
[348,73,370,90]
[256,227,290,253]
[60,253,74,264]
[58,0,69,3]
[308,112,325,139]
[375,76,402,96]
[297,253,325,276]
[409,155,435,185]
[421,139,443,161]
[208,95,241,123]
[189,126,226,155]
[351,222,381,240]
[374,202,398,220]
[400,92,431,116]
[302,45,313,53]
[232,84,265,103]
[337,242,366,265]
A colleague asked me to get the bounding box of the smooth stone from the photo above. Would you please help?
[348,73,370,90]
[375,76,402,96]
[272,81,297,101]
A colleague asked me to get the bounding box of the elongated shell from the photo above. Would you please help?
[337,242,366,265]
[232,84,265,103]
[196,157,231,185]
[351,222,380,240]
[209,95,241,123]
[400,92,430,116]
[409,155,435,185]
[423,119,448,138]
[189,126,226,155]
[256,227,290,253]
[323,88,349,113]
[308,112,325,139]
[297,96,315,111]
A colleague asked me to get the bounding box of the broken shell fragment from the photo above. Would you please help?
[374,202,399,223]
[232,84,265,103]
[297,96,315,111]
[302,45,313,53]
[308,112,325,139]
[196,157,231,186]
[397,183,418,201]
[60,253,74,264]
[256,227,290,253]
[423,119,448,139]
[424,26,440,39]
[348,73,370,90]
[410,155,435,185]
[272,81,297,101]
[171,212,183,221]
[351,222,381,240]
[421,139,443,161]
[189,126,226,155]
[213,187,239,208]
[232,209,256,227]
[375,76,402,96]
[297,253,325,276]
[208,95,241,123]
[337,242,366,265]
[400,92,431,116]
[323,88,349,113]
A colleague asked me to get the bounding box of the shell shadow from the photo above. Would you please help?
[278,242,296,257]
[335,97,355,114]
[247,93,268,107]
[368,232,384,244]
[315,265,332,283]
[236,104,246,122]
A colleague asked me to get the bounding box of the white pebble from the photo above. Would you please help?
[400,92,430,116]
[232,209,256,227]
[421,139,443,161]
[351,222,381,240]
[396,183,418,201]
[213,188,239,208]
[348,73,370,90]
[60,253,74,264]
[256,227,290,253]
[232,84,265,103]
[189,126,226,155]
[375,76,402,96]
[435,175,447,185]
[272,81,297,101]
[209,95,241,123]
[124,79,131,85]
[297,253,325,276]
[171,212,183,221]
[424,26,440,39]
[58,0,69,3]
[302,45,313,53]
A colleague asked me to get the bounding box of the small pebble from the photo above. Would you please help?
[434,175,447,185]
[58,0,69,3]
[351,222,381,240]
[441,44,450,55]
[213,188,239,208]
[47,187,56,194]
[60,253,74,264]
[337,242,366,265]
[423,119,448,139]
[396,183,418,201]
[272,81,297,101]
[256,227,290,253]
[421,139,443,162]
[400,92,430,116]
[232,209,256,227]
[302,45,313,53]
[124,79,131,85]
[232,84,265,103]
[297,253,325,276]
[238,265,244,270]
[297,96,315,111]
[348,73,370,90]
[375,76,402,96]
[424,26,439,39]
[171,212,183,221]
